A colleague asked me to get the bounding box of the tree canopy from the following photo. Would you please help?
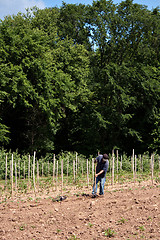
[0,0,160,156]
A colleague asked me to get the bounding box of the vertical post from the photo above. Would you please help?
[92,158,94,183]
[77,157,79,175]
[56,161,58,191]
[141,155,143,172]
[116,150,118,173]
[61,159,63,196]
[11,154,13,197]
[87,159,89,188]
[94,160,96,194]
[73,159,75,183]
[10,160,11,180]
[28,155,30,189]
[132,149,135,181]
[135,155,137,182]
[139,154,142,172]
[89,160,90,176]
[120,155,122,170]
[5,155,7,189]
[67,158,69,180]
[33,151,36,194]
[31,164,33,179]
[116,150,119,183]
[53,154,55,184]
[37,160,39,192]
[18,159,20,180]
[111,150,114,186]
[15,162,17,193]
[76,152,78,176]
[81,161,83,175]
[151,154,154,185]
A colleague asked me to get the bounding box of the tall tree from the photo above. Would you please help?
[0,10,90,154]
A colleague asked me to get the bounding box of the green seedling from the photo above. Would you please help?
[68,234,80,240]
[117,217,127,224]
[104,228,116,237]
[31,225,36,229]
[88,222,93,227]
[19,224,25,231]
[28,197,33,201]
[139,225,145,231]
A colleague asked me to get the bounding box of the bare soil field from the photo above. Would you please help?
[0,180,160,240]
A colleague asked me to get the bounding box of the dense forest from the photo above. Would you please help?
[0,0,160,157]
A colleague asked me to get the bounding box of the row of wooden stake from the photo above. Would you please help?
[4,150,160,197]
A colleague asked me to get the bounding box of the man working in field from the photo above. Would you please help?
[92,153,109,196]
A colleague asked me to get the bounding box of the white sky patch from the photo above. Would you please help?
[0,0,46,20]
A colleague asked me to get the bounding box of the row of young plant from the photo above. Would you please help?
[0,148,160,181]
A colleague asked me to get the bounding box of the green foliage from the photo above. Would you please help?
[0,1,160,156]
[0,8,90,154]
[0,120,10,144]
[104,228,116,237]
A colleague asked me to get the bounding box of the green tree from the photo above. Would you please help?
[0,10,90,154]
[57,2,91,50]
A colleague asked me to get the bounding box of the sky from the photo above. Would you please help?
[0,0,160,20]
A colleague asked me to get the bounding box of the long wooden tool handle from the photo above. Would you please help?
[94,161,96,192]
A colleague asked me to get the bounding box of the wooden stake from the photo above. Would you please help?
[18,159,20,180]
[132,149,135,181]
[15,162,17,193]
[11,154,13,197]
[5,155,7,189]
[61,159,63,195]
[120,155,122,170]
[33,151,36,194]
[73,159,75,183]
[94,160,96,193]
[76,152,78,176]
[92,158,94,183]
[81,161,83,175]
[67,158,69,180]
[151,154,154,185]
[56,161,58,191]
[111,150,114,186]
[134,155,137,182]
[37,160,39,192]
[116,150,118,173]
[67,158,69,181]
[53,154,55,184]
[28,155,30,190]
[87,159,89,188]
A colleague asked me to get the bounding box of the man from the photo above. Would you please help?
[92,153,109,196]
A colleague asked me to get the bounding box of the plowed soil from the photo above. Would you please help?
[0,180,160,240]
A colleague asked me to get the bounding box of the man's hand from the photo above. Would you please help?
[95,170,104,178]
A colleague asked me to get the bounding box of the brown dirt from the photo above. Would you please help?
[0,180,160,240]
